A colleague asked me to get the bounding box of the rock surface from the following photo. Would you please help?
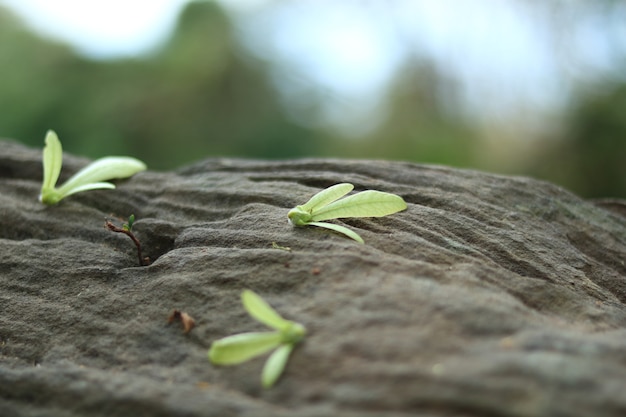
[1,139,625,417]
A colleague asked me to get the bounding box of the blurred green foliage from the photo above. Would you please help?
[0,2,320,169]
[529,84,626,199]
[0,1,624,198]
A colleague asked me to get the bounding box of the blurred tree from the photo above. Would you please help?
[0,1,319,169]
[0,6,83,145]
[530,83,626,199]
[340,60,479,167]
[118,1,321,167]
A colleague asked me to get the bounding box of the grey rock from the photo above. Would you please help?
[0,140,625,417]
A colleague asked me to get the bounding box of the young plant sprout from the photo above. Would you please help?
[39,130,146,205]
[208,290,306,388]
[105,214,148,266]
[288,183,407,243]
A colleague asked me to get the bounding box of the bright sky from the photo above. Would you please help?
[0,0,190,57]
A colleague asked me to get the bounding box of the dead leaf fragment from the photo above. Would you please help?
[168,310,196,334]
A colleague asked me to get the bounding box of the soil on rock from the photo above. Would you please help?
[1,140,625,417]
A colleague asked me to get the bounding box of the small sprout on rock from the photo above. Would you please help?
[105,214,149,266]
[271,241,291,251]
[40,130,146,205]
[288,183,407,243]
[168,310,196,334]
[208,290,306,388]
[124,214,135,232]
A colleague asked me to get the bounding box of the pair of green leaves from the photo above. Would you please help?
[208,290,306,388]
[40,130,146,205]
[288,183,407,243]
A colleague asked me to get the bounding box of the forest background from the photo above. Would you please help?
[1,0,624,198]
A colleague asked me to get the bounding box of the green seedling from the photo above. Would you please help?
[123,214,136,232]
[105,214,148,266]
[288,183,407,243]
[208,290,306,388]
[40,130,146,205]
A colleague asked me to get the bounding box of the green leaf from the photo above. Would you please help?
[280,321,307,344]
[56,156,146,196]
[61,182,116,198]
[287,206,311,226]
[299,183,353,212]
[207,290,306,389]
[124,214,135,231]
[208,332,282,365]
[308,221,364,244]
[40,131,64,203]
[288,183,353,226]
[39,131,147,205]
[42,130,62,191]
[242,290,292,331]
[261,343,294,388]
[311,190,407,222]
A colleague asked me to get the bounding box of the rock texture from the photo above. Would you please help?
[1,139,625,417]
